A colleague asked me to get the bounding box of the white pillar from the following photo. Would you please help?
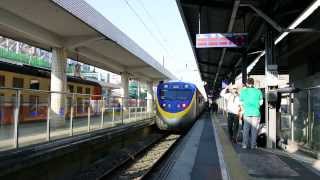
[50,48,67,127]
[146,81,154,113]
[107,88,112,97]
[121,72,129,109]
[137,80,141,107]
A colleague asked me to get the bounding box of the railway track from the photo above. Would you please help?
[105,134,181,180]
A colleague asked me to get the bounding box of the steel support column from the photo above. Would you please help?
[265,30,278,149]
[242,50,248,84]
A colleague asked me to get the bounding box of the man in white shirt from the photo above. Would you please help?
[220,84,241,143]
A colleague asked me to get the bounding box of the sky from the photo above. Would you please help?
[84,0,205,95]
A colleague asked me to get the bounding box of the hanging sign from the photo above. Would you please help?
[196,33,248,48]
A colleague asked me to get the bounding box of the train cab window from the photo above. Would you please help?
[85,87,91,94]
[68,85,74,93]
[0,76,5,87]
[77,86,82,94]
[160,89,193,100]
[13,78,24,88]
[30,80,40,90]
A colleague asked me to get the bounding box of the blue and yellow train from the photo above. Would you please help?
[156,81,206,130]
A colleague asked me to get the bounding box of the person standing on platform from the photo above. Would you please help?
[239,78,263,149]
[220,84,241,143]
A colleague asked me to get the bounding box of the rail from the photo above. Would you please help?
[0,87,155,151]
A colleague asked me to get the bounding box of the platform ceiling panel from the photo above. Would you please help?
[0,0,175,81]
[0,0,97,37]
[178,0,313,91]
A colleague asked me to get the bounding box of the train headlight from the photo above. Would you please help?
[162,103,166,107]
[182,103,186,108]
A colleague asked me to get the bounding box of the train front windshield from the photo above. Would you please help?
[160,89,193,101]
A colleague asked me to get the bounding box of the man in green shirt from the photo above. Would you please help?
[239,78,263,149]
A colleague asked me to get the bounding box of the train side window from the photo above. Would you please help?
[68,85,74,93]
[77,97,83,113]
[85,87,90,94]
[0,93,4,121]
[12,93,23,104]
[0,75,5,87]
[13,77,24,88]
[30,80,40,90]
[29,95,39,116]
[67,97,72,108]
[0,93,4,105]
[77,86,82,94]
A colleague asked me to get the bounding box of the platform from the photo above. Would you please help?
[155,111,320,180]
[214,113,320,180]
[158,112,225,180]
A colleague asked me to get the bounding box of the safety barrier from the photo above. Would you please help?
[0,87,155,151]
[290,86,320,152]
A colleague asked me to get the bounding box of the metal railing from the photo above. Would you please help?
[290,86,320,152]
[0,87,155,151]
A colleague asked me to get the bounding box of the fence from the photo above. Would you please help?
[291,86,320,152]
[0,87,155,151]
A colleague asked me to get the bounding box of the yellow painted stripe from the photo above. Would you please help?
[156,93,195,119]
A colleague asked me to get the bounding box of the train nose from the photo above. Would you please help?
[156,114,188,130]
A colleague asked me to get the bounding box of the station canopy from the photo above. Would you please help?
[177,0,316,94]
[0,0,175,81]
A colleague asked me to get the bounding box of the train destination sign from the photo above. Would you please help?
[196,33,248,48]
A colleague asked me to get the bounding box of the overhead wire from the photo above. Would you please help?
[122,0,173,61]
[136,0,168,44]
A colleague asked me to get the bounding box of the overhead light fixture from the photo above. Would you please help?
[275,0,320,44]
[247,51,265,73]
[247,50,263,55]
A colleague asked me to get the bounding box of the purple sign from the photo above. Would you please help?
[196,33,248,48]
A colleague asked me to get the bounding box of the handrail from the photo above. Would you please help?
[301,85,320,91]
[0,86,153,100]
[0,87,155,151]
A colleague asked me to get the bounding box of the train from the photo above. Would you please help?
[155,81,206,130]
[0,61,102,124]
